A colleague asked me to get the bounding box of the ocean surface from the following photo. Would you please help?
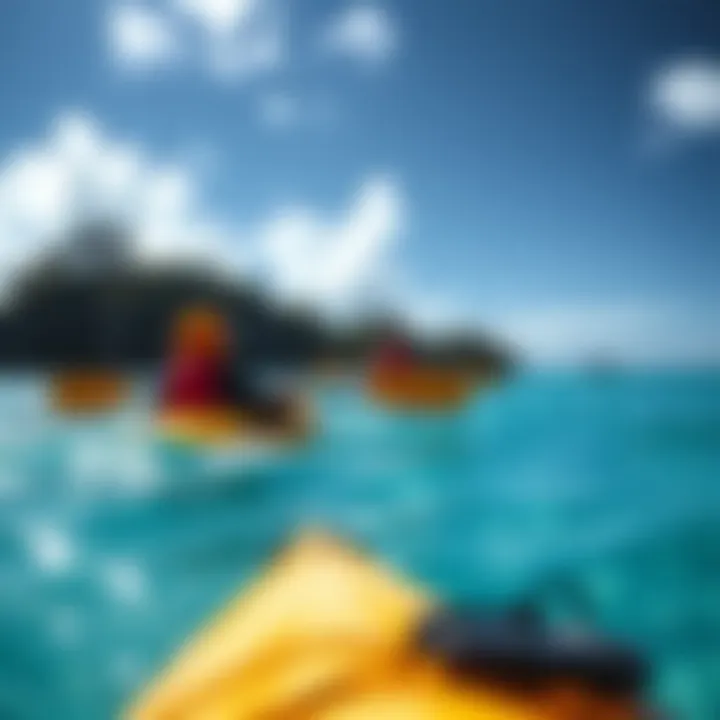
[0,370,718,719]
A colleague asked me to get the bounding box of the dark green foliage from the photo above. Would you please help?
[0,224,513,374]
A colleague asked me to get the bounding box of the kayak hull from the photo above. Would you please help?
[48,371,128,415]
[156,399,311,448]
[368,369,474,411]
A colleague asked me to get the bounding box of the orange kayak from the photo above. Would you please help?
[48,371,128,415]
[368,368,474,411]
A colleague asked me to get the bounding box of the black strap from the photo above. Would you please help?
[416,606,648,697]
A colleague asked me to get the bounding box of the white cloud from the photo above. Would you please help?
[650,57,720,133]
[323,178,402,298]
[0,112,403,317]
[0,111,242,284]
[108,4,179,69]
[174,0,258,37]
[192,0,285,81]
[322,4,398,66]
[107,0,284,81]
[258,176,404,312]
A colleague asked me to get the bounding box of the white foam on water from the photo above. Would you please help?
[202,442,288,474]
[114,445,164,496]
[24,522,77,575]
[68,435,163,498]
[102,559,148,606]
[68,437,114,490]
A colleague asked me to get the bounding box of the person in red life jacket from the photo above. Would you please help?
[159,307,231,411]
[159,306,290,426]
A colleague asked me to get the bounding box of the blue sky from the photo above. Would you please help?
[0,0,718,362]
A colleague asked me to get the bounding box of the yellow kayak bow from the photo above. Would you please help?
[129,534,631,720]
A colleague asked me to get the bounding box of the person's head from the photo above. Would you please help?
[170,306,233,359]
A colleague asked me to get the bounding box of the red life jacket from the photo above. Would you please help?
[160,354,227,410]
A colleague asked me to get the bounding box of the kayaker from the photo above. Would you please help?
[159,306,290,426]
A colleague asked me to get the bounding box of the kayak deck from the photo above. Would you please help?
[127,535,551,720]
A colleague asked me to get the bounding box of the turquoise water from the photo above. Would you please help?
[0,371,719,718]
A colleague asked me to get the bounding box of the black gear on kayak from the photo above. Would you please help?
[220,365,290,426]
[416,607,648,697]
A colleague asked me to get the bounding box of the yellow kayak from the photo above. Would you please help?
[156,400,311,449]
[48,370,128,415]
[368,368,474,411]
[126,534,642,720]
